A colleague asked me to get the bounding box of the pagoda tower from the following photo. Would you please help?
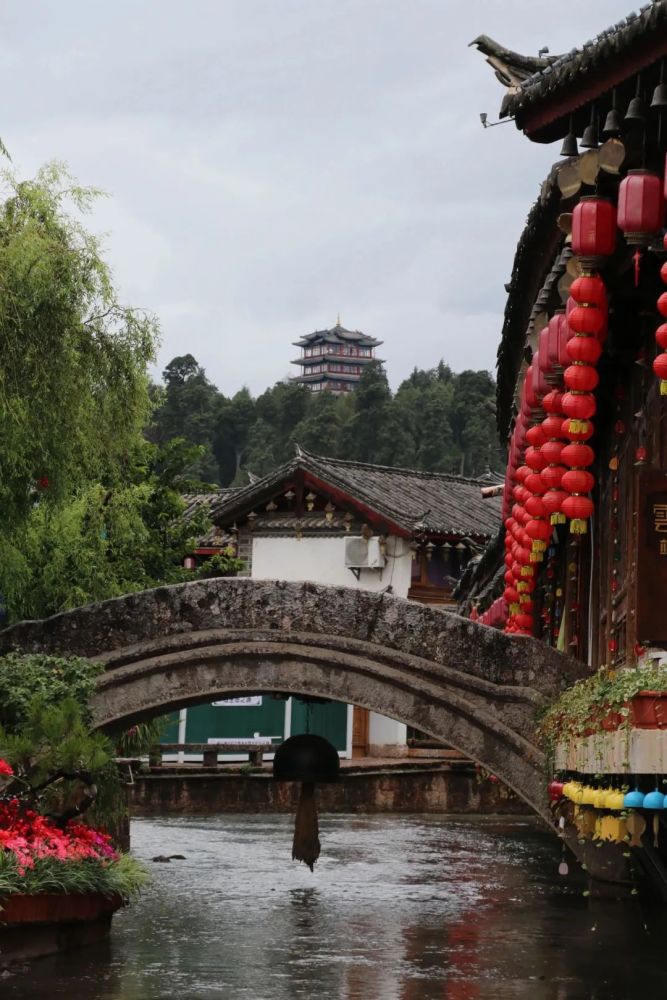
[291,320,384,394]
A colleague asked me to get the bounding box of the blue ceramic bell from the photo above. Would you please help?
[624,788,646,808]
[643,789,666,810]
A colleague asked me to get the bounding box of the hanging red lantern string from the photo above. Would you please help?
[559,276,607,535]
[540,390,567,525]
[653,240,667,395]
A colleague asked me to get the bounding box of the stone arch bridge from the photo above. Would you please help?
[0,579,585,824]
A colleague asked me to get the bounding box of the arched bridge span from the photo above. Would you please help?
[0,579,585,823]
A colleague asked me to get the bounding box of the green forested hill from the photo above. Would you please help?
[149,356,504,486]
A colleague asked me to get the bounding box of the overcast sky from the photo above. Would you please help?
[1,0,635,394]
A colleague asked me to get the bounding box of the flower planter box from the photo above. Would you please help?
[0,892,122,925]
[0,893,123,966]
[599,691,667,733]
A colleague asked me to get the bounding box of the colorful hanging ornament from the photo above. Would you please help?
[653,235,667,395]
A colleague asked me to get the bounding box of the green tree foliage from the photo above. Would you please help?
[0,164,159,529]
[149,354,221,481]
[150,357,504,484]
[0,438,213,623]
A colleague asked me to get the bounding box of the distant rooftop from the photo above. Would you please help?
[293,322,382,350]
[210,449,502,540]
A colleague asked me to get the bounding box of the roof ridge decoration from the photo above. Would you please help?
[472,3,667,140]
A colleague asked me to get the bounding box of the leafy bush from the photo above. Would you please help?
[0,653,102,732]
[537,663,667,758]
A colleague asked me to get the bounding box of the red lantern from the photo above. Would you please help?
[542,390,563,414]
[564,365,599,392]
[541,440,563,465]
[561,469,595,494]
[653,352,667,395]
[542,488,567,524]
[524,472,545,495]
[568,306,604,337]
[526,425,546,447]
[658,293,667,319]
[541,415,563,438]
[572,196,616,261]
[525,447,546,471]
[570,275,606,306]
[561,494,594,534]
[561,443,595,467]
[515,465,531,483]
[515,613,534,632]
[617,169,664,246]
[562,392,596,421]
[525,495,546,517]
[561,417,594,441]
[567,336,602,365]
[541,464,566,490]
[656,323,667,350]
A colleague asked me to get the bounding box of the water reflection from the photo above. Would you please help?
[3,815,667,999]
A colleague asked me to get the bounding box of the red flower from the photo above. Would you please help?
[0,759,13,777]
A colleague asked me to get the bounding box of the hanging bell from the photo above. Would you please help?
[560,132,579,157]
[580,108,598,149]
[273,733,340,870]
[651,61,667,110]
[651,83,667,110]
[625,76,646,123]
[602,107,623,137]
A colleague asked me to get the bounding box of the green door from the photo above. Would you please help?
[290,698,347,752]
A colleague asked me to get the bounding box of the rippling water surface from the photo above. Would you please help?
[4,814,667,999]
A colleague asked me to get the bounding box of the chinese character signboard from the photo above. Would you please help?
[637,470,667,643]
[211,696,263,707]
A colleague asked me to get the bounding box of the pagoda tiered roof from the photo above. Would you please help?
[293,322,382,350]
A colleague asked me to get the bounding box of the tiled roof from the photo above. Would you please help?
[210,450,502,539]
[473,3,667,136]
[501,3,667,119]
[293,323,382,349]
[182,491,239,547]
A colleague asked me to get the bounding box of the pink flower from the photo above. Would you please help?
[0,759,14,777]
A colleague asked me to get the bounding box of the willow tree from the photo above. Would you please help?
[0,163,159,529]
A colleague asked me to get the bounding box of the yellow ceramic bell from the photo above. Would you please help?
[581,785,597,806]
[604,789,626,811]
[562,781,578,801]
[593,788,607,809]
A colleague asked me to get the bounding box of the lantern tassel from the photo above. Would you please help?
[550,513,566,525]
[292,782,320,871]
[569,518,589,535]
[661,380,667,397]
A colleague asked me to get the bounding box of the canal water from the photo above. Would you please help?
[4,814,667,999]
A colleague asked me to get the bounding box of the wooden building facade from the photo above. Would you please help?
[467,7,667,674]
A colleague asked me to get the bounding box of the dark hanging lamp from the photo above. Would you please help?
[580,106,598,149]
[625,75,646,124]
[273,733,340,870]
[603,90,622,138]
[560,116,579,158]
[651,61,667,110]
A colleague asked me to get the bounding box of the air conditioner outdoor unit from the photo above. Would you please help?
[344,536,385,570]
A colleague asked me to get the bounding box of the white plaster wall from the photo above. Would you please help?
[250,535,413,596]
[251,534,413,753]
